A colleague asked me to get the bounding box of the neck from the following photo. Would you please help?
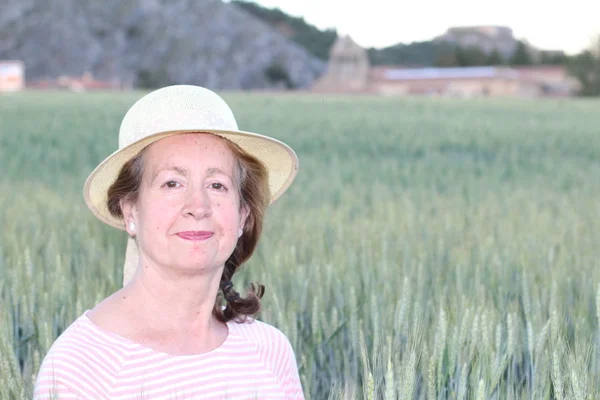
[124,256,224,333]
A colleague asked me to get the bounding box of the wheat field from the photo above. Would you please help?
[1,90,600,399]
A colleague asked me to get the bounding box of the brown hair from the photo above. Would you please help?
[107,133,270,323]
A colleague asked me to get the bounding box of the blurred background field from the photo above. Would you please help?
[1,91,600,399]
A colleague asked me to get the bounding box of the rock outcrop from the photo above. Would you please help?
[0,0,325,89]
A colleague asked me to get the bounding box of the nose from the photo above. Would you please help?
[182,185,212,220]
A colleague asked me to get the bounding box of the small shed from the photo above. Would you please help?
[0,60,25,92]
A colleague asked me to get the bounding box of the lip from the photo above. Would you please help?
[176,231,214,241]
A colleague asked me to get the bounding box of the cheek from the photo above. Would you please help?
[215,202,242,231]
[139,196,178,231]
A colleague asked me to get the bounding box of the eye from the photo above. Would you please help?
[210,182,227,191]
[162,180,181,189]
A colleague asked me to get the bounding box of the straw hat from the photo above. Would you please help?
[83,85,299,285]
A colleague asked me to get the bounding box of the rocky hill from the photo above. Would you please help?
[434,26,519,59]
[0,0,325,89]
[432,26,567,65]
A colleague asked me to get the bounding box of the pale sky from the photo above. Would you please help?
[249,0,599,55]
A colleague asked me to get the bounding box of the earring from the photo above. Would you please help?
[238,228,243,238]
[129,221,135,233]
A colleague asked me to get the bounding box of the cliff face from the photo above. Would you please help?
[0,0,325,89]
[434,26,531,60]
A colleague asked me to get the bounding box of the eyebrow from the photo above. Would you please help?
[151,165,189,182]
[206,167,230,178]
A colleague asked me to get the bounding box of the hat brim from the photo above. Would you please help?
[83,128,298,230]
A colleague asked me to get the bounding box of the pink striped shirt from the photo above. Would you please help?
[34,311,304,399]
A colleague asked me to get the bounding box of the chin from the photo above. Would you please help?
[172,259,223,273]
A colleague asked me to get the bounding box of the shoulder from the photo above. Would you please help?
[40,311,129,363]
[229,318,294,351]
[228,318,298,373]
[228,318,297,362]
[34,312,127,398]
[229,319,304,398]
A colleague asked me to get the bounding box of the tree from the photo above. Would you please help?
[509,41,533,65]
[486,49,504,66]
[568,35,600,96]
[264,63,294,89]
[456,46,488,66]
[433,45,493,67]
[540,51,568,65]
[434,45,459,67]
[371,41,447,66]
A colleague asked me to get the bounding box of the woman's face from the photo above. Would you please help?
[122,133,248,276]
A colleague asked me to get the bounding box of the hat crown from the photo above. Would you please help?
[118,85,239,148]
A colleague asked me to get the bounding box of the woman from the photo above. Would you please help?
[34,85,303,399]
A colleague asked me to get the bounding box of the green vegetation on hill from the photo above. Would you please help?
[231,1,570,68]
[433,40,568,67]
[232,0,448,66]
[368,41,450,66]
[234,1,600,96]
[232,0,338,61]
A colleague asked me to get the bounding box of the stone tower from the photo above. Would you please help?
[312,35,370,92]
